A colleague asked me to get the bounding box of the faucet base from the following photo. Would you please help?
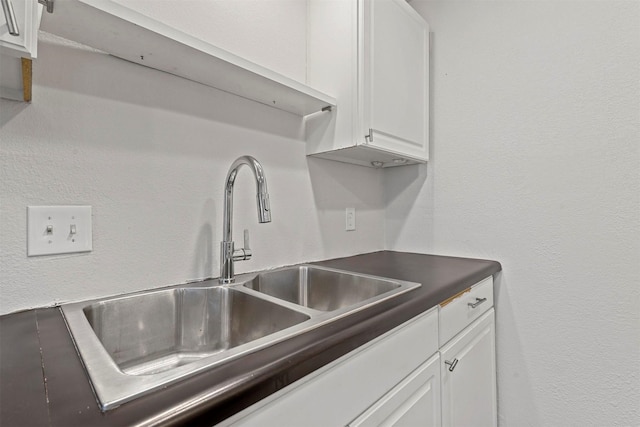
[220,240,235,284]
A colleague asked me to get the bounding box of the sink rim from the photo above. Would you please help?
[61,264,421,411]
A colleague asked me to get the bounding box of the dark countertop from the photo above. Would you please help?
[0,251,501,427]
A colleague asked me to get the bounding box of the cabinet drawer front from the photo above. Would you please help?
[439,276,493,346]
[349,353,441,427]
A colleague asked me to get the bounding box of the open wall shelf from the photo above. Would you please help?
[40,0,336,116]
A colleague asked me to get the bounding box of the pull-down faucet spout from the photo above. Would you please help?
[220,156,271,284]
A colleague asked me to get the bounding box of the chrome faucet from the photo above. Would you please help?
[219,155,271,284]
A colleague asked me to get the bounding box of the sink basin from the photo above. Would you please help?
[244,266,401,311]
[83,287,309,376]
[61,265,421,411]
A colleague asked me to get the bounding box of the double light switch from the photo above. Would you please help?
[27,206,93,256]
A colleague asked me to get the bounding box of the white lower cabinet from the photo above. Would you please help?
[440,309,497,427]
[220,276,497,427]
[349,353,441,427]
[221,308,439,427]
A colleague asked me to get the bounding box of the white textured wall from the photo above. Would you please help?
[0,2,385,314]
[387,1,640,426]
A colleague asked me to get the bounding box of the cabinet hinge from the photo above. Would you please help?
[365,128,373,143]
[38,0,54,14]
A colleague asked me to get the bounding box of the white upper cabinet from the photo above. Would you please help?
[306,0,429,168]
[0,0,43,101]
[363,0,429,161]
[0,0,41,58]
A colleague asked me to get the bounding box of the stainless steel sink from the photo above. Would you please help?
[244,266,401,311]
[61,265,421,411]
[83,287,309,376]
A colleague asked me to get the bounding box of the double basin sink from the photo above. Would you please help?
[61,265,421,410]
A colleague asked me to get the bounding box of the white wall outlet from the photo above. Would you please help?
[346,207,356,231]
[27,206,93,256]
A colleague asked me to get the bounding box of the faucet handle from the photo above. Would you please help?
[232,229,253,262]
[243,228,250,251]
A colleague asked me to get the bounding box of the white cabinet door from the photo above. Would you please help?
[349,353,441,427]
[440,309,497,427]
[361,0,429,162]
[0,0,41,58]
[221,308,439,427]
[0,0,42,101]
[306,0,429,168]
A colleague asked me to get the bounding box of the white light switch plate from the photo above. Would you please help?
[27,206,93,256]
